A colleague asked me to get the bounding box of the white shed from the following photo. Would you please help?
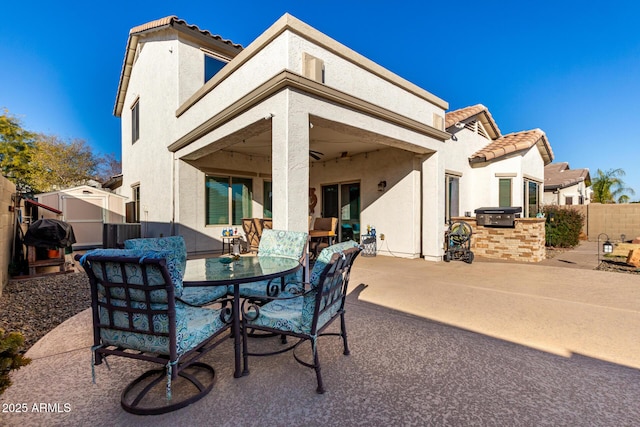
[35,186,128,248]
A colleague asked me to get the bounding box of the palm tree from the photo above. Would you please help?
[590,168,635,203]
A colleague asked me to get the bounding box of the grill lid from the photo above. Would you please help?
[474,207,522,215]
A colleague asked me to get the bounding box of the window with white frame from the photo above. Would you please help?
[205,176,252,225]
[523,179,541,217]
[445,174,460,223]
[498,178,512,207]
[131,99,140,143]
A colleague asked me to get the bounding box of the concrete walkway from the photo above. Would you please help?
[1,242,639,426]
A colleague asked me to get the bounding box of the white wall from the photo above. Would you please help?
[120,18,450,258]
[120,30,184,237]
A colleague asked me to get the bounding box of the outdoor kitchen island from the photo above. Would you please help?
[453,213,546,263]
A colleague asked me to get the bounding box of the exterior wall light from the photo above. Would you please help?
[378,181,387,192]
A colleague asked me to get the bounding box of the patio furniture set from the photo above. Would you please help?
[75,230,361,415]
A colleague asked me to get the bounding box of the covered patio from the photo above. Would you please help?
[3,250,639,425]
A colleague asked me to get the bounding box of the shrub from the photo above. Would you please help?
[542,206,585,248]
[0,329,31,395]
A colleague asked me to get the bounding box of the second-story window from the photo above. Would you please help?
[205,54,227,83]
[131,99,140,143]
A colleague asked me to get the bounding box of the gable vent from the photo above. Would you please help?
[464,120,489,139]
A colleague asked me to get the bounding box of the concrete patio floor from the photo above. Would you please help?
[2,241,639,426]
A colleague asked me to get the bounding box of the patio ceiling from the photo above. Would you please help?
[181,115,435,165]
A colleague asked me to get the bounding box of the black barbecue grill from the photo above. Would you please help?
[474,207,522,228]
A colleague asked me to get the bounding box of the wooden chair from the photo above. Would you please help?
[242,218,274,253]
[310,217,338,257]
[76,249,232,415]
[241,241,361,393]
[242,218,262,253]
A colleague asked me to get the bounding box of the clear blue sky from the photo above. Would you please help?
[2,1,639,199]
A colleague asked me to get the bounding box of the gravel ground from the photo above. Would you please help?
[0,271,91,352]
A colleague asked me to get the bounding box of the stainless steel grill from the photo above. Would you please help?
[474,207,522,228]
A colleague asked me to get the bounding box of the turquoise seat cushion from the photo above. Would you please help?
[236,270,303,298]
[98,300,227,356]
[81,248,181,302]
[180,285,228,306]
[246,296,308,335]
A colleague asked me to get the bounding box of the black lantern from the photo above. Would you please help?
[597,233,613,263]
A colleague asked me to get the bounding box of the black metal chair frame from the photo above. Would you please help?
[77,254,233,415]
[241,246,361,393]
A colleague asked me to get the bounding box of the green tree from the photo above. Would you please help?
[0,109,36,192]
[590,168,635,203]
[29,135,99,193]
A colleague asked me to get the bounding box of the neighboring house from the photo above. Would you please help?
[102,173,123,195]
[444,105,554,221]
[35,185,127,248]
[543,162,591,205]
[114,15,552,261]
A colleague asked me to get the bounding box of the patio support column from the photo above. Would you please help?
[421,151,445,261]
[271,92,310,233]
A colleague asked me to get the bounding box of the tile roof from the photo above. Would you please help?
[114,16,243,116]
[469,129,554,165]
[129,16,243,49]
[445,104,501,138]
[544,162,591,190]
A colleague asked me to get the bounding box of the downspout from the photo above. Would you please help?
[171,152,176,235]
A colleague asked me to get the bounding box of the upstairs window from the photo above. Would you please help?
[205,54,227,82]
[131,100,140,143]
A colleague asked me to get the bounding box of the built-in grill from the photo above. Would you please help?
[474,207,522,228]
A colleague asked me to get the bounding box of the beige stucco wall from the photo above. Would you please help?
[562,203,640,241]
[1,176,16,295]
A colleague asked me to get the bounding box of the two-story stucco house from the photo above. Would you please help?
[543,162,591,205]
[114,14,554,261]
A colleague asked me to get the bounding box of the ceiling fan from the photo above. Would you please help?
[309,150,324,160]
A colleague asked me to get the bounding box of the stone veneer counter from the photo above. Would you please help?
[452,217,546,263]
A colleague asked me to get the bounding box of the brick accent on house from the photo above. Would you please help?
[453,217,546,263]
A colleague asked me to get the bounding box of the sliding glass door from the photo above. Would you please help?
[321,182,360,242]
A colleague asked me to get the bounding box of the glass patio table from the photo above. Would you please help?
[183,255,302,378]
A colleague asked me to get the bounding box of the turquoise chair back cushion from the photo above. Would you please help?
[81,248,182,301]
[258,229,308,259]
[309,240,358,286]
[124,236,187,296]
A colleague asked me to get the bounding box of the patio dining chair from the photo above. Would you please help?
[124,236,228,306]
[241,241,361,393]
[236,229,308,300]
[76,249,232,415]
